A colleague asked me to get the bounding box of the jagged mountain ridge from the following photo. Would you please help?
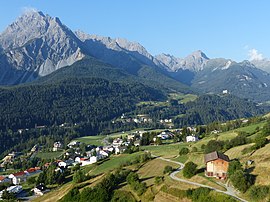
[75,31,169,72]
[251,59,270,73]
[1,10,270,102]
[155,50,209,72]
[191,59,270,102]
[0,10,85,84]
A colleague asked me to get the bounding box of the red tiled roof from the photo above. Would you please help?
[13,171,26,177]
[26,168,36,173]
[0,176,5,181]
[80,158,88,161]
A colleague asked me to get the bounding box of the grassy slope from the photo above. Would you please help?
[33,119,270,201]
[89,152,144,175]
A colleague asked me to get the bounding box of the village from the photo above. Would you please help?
[0,122,237,201]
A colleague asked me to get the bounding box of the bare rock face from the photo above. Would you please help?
[251,59,270,73]
[155,50,209,72]
[75,31,167,72]
[0,10,84,84]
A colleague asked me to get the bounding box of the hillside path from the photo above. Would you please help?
[151,154,248,202]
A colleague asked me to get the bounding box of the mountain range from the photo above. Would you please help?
[1,10,270,102]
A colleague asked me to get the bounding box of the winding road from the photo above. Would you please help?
[152,154,248,202]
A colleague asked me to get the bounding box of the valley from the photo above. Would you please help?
[0,6,270,202]
[1,114,270,201]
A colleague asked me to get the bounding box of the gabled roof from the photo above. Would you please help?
[0,176,6,181]
[204,151,229,163]
[13,171,26,177]
[26,168,36,173]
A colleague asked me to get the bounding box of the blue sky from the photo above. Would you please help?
[0,0,269,61]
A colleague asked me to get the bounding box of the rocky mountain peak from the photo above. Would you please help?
[190,50,209,60]
[0,10,84,84]
[179,50,209,72]
[155,50,209,72]
[0,10,50,49]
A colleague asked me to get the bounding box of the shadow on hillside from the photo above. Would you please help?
[196,167,205,175]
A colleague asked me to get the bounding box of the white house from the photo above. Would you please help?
[186,135,199,142]
[68,141,80,148]
[113,138,123,147]
[134,140,140,147]
[98,150,109,158]
[157,131,174,140]
[222,89,228,94]
[53,142,62,151]
[0,185,22,198]
[75,157,88,163]
[32,184,47,196]
[58,161,67,168]
[81,160,92,167]
[9,171,29,185]
[115,146,126,154]
[90,156,98,164]
[103,146,114,153]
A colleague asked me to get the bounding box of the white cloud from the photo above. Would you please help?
[248,49,264,61]
[21,7,38,14]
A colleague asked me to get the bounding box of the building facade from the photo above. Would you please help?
[204,151,229,179]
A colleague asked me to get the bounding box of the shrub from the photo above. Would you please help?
[134,181,147,195]
[191,147,198,152]
[183,162,197,178]
[126,172,139,185]
[204,140,224,154]
[27,176,36,185]
[248,185,269,201]
[187,187,211,201]
[163,165,173,174]
[73,170,86,183]
[179,147,189,156]
[111,190,136,202]
[161,185,187,199]
[230,170,250,193]
[154,176,164,185]
[253,136,267,149]
[227,159,242,177]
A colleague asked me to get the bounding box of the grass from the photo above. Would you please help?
[89,152,144,175]
[141,143,189,158]
[174,155,188,163]
[236,122,266,133]
[137,158,179,186]
[176,171,226,191]
[75,135,105,146]
[169,93,197,104]
[75,131,129,146]
[36,151,63,159]
[225,143,254,160]
[32,182,73,202]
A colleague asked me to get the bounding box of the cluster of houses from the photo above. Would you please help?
[0,167,41,186]
[159,119,173,124]
[116,114,153,124]
[0,185,23,198]
[0,167,43,199]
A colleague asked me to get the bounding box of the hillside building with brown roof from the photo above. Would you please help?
[204,151,230,179]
